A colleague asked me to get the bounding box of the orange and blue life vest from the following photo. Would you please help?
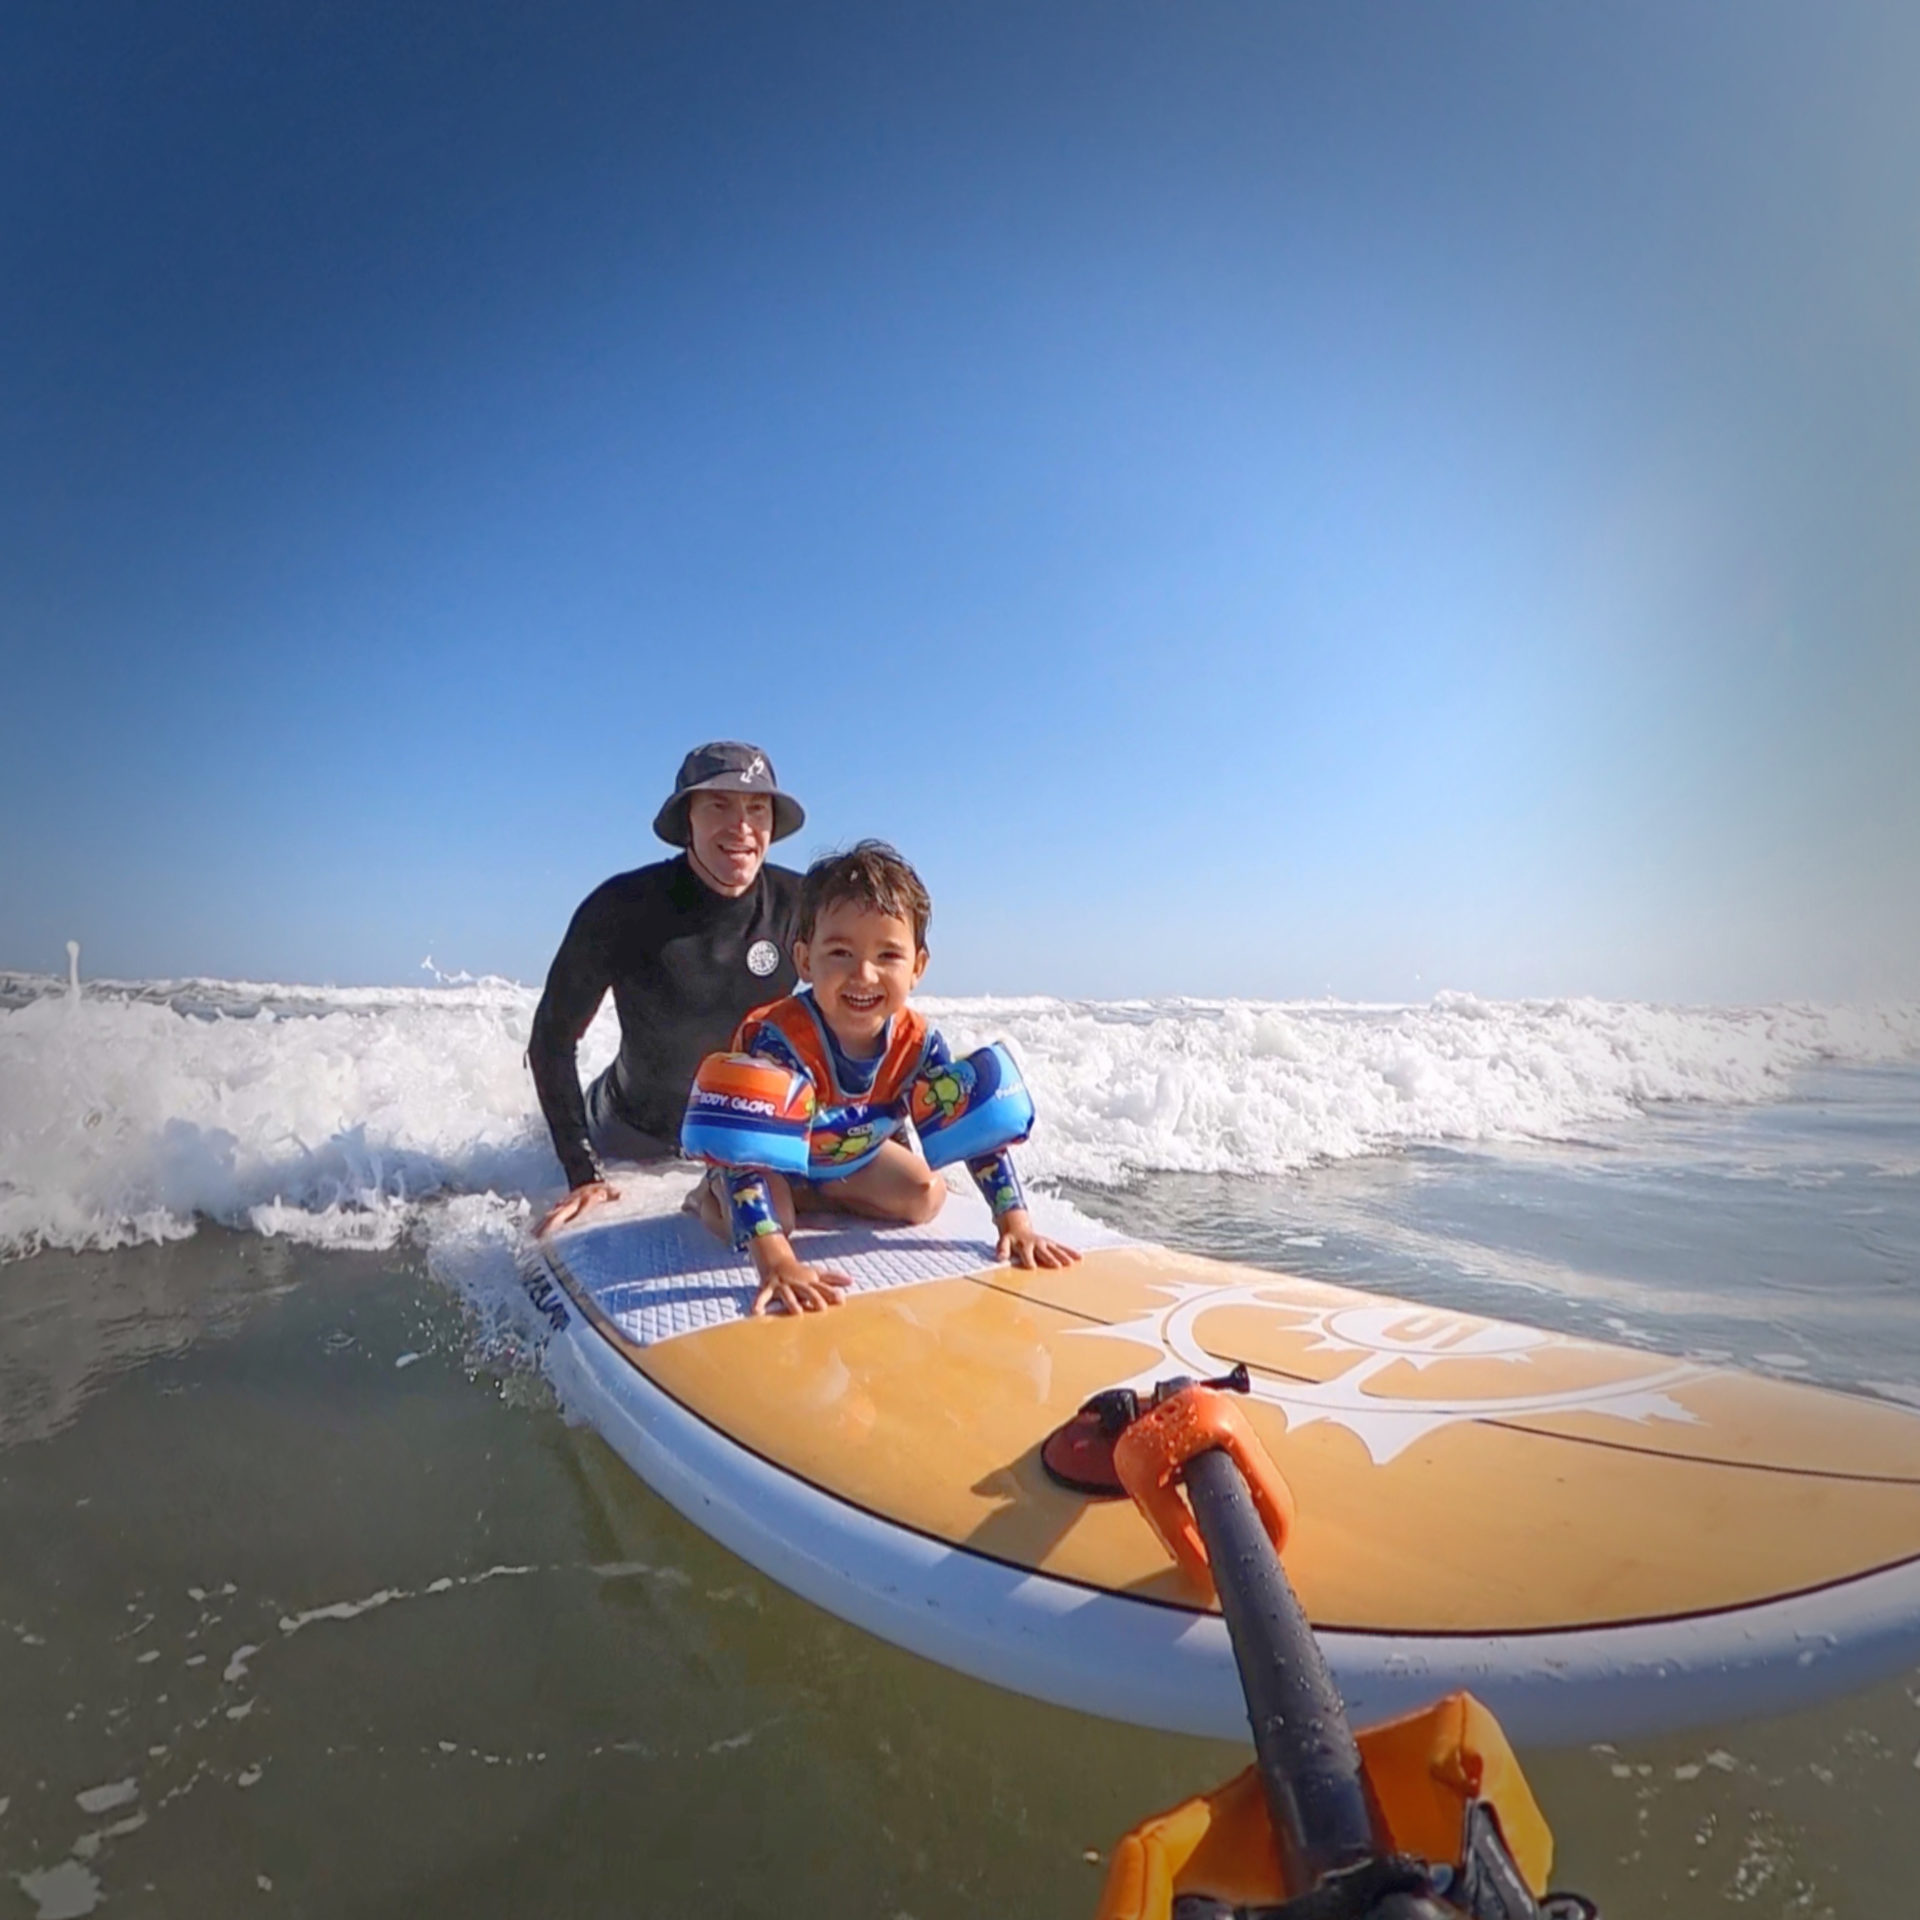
[717,990,1025,1248]
[733,991,932,1173]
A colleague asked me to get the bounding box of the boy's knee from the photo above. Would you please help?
[904,1170,946,1225]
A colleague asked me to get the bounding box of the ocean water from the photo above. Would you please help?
[3,976,1919,1917]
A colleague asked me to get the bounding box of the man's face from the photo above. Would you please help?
[686,790,773,896]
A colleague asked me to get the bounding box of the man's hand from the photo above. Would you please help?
[537,1180,619,1237]
[994,1208,1080,1270]
[749,1236,850,1316]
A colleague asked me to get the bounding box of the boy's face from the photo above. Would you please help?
[794,898,927,1052]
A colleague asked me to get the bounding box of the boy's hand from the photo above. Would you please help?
[993,1208,1081,1270]
[749,1235,850,1316]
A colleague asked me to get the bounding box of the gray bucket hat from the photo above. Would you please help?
[652,741,805,847]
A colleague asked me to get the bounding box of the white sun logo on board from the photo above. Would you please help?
[1075,1278,1707,1465]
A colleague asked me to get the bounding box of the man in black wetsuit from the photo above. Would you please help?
[529,741,805,1234]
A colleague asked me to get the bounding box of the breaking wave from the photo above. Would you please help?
[2,967,1916,1262]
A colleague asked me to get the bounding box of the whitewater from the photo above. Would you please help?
[4,968,1917,1264]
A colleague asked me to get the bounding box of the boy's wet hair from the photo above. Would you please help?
[798,841,932,950]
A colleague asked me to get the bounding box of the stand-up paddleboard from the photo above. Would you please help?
[527,1183,1920,1746]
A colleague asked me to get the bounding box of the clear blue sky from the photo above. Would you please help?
[4,1,1916,1003]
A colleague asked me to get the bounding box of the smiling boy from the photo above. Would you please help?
[690,841,1078,1316]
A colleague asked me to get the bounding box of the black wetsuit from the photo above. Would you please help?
[528,856,801,1188]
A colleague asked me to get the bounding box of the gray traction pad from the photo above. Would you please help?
[541,1186,1126,1348]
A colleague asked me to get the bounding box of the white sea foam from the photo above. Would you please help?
[1,972,1916,1263]
[924,992,1920,1186]
[0,976,614,1260]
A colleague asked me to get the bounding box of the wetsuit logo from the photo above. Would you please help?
[746,939,780,977]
